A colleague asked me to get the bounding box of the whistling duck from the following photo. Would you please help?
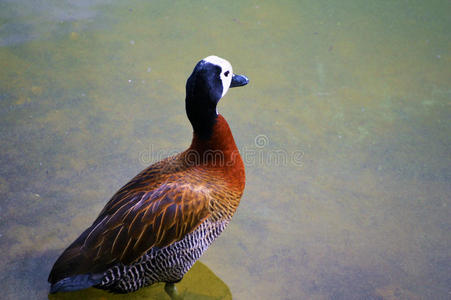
[48,56,249,298]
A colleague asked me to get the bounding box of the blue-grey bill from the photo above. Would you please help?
[230,74,249,87]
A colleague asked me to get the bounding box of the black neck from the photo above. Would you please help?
[185,61,222,140]
[185,97,218,140]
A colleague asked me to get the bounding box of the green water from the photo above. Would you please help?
[1,0,450,299]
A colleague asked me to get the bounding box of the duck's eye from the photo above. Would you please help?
[224,71,230,77]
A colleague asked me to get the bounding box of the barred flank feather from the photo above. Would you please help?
[97,219,227,293]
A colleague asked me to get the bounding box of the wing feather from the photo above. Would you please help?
[48,177,212,283]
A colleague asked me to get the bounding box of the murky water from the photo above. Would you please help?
[1,0,450,299]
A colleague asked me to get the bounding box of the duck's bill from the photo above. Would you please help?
[230,74,249,87]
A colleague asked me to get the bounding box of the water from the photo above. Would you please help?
[1,0,450,299]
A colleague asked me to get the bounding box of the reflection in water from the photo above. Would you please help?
[47,262,232,300]
[1,0,450,299]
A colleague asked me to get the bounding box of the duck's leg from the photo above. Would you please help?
[164,282,183,300]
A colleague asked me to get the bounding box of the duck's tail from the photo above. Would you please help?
[49,273,103,294]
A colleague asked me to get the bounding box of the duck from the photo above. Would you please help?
[48,56,249,298]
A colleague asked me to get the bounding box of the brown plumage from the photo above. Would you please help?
[48,56,249,295]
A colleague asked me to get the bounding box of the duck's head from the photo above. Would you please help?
[186,55,249,139]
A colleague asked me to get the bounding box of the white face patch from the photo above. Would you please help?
[203,55,233,99]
